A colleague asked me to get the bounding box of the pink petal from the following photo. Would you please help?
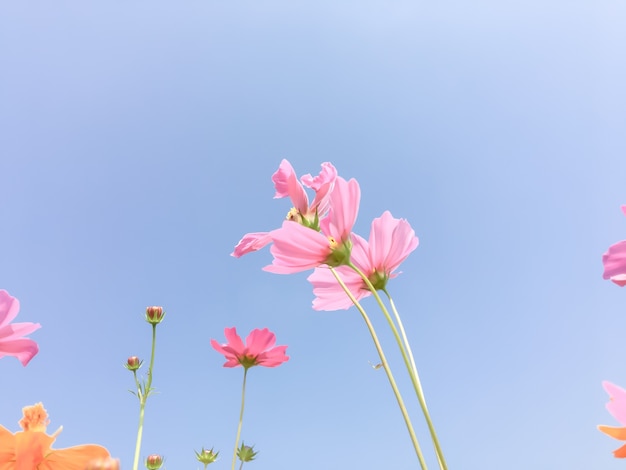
[302,162,338,217]
[224,327,245,353]
[0,337,39,366]
[369,211,419,274]
[232,232,273,257]
[256,345,289,367]
[323,177,360,242]
[0,290,20,328]
[271,159,309,215]
[308,265,369,310]
[264,222,330,274]
[604,381,626,425]
[621,205,626,217]
[245,328,276,357]
[603,241,626,283]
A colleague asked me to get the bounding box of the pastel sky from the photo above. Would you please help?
[1,2,626,469]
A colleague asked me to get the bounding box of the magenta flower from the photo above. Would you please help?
[307,211,419,310]
[211,327,289,369]
[232,160,337,258]
[263,176,361,274]
[603,206,626,287]
[598,381,626,458]
[0,290,41,366]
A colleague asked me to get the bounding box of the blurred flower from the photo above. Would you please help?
[236,443,258,463]
[0,403,110,469]
[264,177,361,274]
[211,327,289,369]
[598,381,626,457]
[85,457,120,470]
[308,211,419,310]
[232,159,337,257]
[0,289,41,366]
[195,447,219,466]
[125,356,142,371]
[602,206,626,287]
[145,306,165,325]
[145,454,163,470]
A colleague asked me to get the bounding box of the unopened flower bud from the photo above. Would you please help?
[125,356,142,371]
[237,443,258,463]
[195,447,219,466]
[85,457,120,470]
[145,454,163,470]
[145,306,165,325]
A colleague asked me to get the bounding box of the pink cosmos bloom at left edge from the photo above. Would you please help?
[602,206,626,287]
[211,327,289,368]
[308,210,419,310]
[598,381,626,458]
[231,160,337,258]
[263,176,360,274]
[0,290,41,366]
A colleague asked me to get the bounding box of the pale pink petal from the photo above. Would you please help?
[323,177,360,242]
[0,290,20,328]
[369,211,419,274]
[232,232,273,258]
[603,241,626,284]
[0,322,41,340]
[0,337,39,366]
[271,159,309,214]
[264,222,330,274]
[302,162,337,217]
[622,205,626,217]
[604,381,626,425]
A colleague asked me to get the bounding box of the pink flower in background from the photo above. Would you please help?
[308,211,419,310]
[598,381,626,458]
[211,327,289,369]
[232,160,337,258]
[602,206,626,287]
[0,290,40,366]
[264,177,360,274]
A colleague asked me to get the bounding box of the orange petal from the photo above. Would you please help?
[598,425,626,440]
[614,443,626,458]
[0,426,16,470]
[38,445,110,470]
[14,431,55,470]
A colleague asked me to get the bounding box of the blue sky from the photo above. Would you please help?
[1,1,626,469]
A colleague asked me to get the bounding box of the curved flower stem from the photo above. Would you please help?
[132,324,158,470]
[330,267,428,469]
[347,262,448,470]
[232,368,249,470]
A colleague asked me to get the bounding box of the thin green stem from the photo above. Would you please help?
[347,261,447,470]
[232,368,249,470]
[132,325,158,470]
[330,267,428,469]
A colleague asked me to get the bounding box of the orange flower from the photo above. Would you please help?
[0,403,110,470]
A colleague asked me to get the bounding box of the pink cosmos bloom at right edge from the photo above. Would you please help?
[0,290,41,366]
[602,205,626,287]
[211,327,289,369]
[231,160,338,258]
[307,210,419,310]
[598,381,626,458]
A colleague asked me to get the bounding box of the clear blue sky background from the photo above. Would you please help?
[1,2,625,469]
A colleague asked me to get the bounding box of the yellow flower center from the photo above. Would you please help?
[19,403,49,432]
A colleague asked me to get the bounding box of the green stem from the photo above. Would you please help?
[347,261,447,470]
[132,324,158,470]
[232,368,249,470]
[330,267,428,469]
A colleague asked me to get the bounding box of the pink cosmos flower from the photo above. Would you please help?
[598,381,626,458]
[602,206,626,287]
[307,211,419,310]
[263,176,360,274]
[0,290,41,366]
[211,327,289,369]
[232,160,337,258]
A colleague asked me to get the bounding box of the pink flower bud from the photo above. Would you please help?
[145,306,165,325]
[145,454,163,470]
[125,356,142,371]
